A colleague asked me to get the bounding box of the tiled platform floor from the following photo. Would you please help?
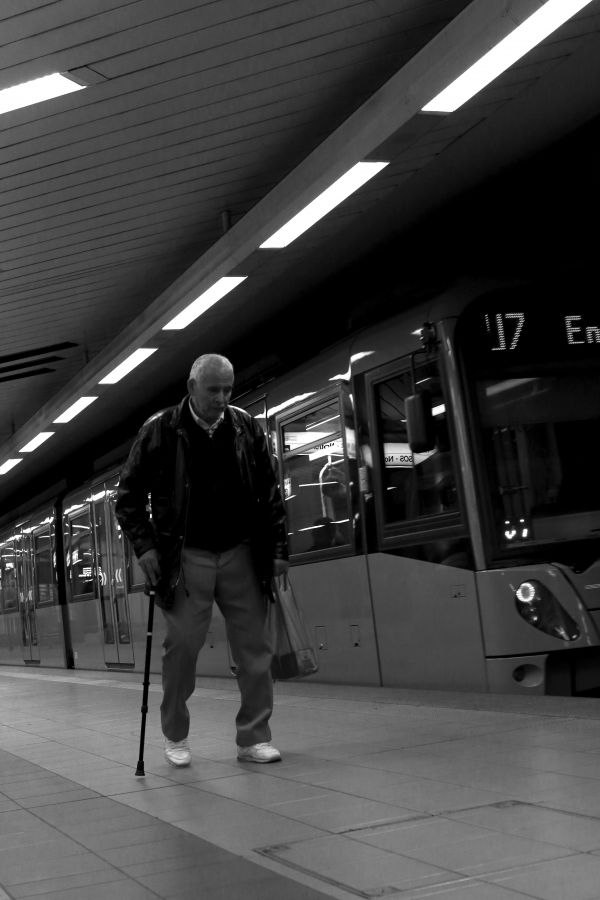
[2,669,600,899]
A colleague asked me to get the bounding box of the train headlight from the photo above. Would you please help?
[515,579,579,641]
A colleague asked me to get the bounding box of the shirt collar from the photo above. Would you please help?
[188,398,224,436]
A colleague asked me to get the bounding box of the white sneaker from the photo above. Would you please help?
[237,742,281,763]
[164,737,191,767]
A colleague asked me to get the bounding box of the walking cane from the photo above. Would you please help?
[135,589,155,776]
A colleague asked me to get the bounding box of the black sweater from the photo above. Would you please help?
[183,407,253,552]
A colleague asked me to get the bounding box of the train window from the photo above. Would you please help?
[279,392,352,556]
[457,289,600,556]
[373,360,459,526]
[33,525,58,607]
[67,509,95,598]
[107,471,150,590]
[477,372,600,549]
[14,534,30,604]
[0,539,17,612]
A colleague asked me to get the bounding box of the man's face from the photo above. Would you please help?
[188,363,234,423]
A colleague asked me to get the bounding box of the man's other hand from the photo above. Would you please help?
[273,558,289,591]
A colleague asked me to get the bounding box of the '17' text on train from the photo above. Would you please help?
[484,312,600,350]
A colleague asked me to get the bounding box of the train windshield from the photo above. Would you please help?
[476,370,600,551]
[457,287,600,562]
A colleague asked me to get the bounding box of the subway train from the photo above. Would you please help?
[1,275,599,695]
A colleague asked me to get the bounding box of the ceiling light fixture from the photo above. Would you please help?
[19,432,55,453]
[53,396,97,424]
[422,0,595,113]
[163,276,247,330]
[260,161,389,249]
[99,348,158,384]
[0,72,85,116]
[0,459,23,475]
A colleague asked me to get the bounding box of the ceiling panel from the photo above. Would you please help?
[0,0,599,514]
[0,0,469,407]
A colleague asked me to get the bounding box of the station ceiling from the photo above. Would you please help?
[1,0,600,516]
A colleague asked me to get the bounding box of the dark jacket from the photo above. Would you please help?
[115,397,288,608]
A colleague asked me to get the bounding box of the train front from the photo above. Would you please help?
[455,282,600,694]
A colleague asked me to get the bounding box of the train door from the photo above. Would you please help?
[64,485,135,669]
[30,518,64,666]
[360,353,486,689]
[274,386,381,684]
[0,536,21,664]
[15,533,39,664]
[91,487,134,667]
[64,496,102,667]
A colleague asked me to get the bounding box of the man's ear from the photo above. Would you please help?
[187,378,194,394]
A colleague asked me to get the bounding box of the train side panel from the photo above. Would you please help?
[367,554,485,689]
[288,557,380,685]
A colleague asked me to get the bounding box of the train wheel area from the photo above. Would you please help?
[2,667,600,899]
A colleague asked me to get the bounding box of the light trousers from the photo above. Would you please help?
[160,543,273,747]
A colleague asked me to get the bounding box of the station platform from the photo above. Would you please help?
[2,670,600,900]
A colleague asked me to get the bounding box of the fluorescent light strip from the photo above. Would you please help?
[260,161,389,249]
[423,0,595,113]
[53,396,97,424]
[99,348,157,384]
[0,73,84,116]
[19,432,55,453]
[163,276,247,330]
[0,459,22,475]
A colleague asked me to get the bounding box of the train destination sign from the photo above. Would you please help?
[458,291,600,365]
[483,312,600,352]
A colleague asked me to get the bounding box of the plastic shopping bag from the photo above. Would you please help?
[268,579,319,680]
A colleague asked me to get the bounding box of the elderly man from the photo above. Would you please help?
[115,353,289,766]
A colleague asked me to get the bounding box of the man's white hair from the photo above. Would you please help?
[189,353,233,382]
